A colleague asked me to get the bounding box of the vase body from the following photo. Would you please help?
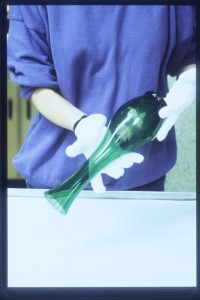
[44,91,166,214]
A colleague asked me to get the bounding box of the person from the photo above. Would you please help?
[7,5,196,192]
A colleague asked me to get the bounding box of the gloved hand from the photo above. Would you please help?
[66,114,144,193]
[156,67,196,141]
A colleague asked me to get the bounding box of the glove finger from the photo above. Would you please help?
[65,141,84,157]
[132,153,144,164]
[116,153,143,175]
[101,152,144,178]
[113,152,144,168]
[90,174,106,193]
[156,115,178,141]
[102,164,125,179]
[159,106,174,119]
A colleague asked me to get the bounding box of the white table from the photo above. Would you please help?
[7,189,196,288]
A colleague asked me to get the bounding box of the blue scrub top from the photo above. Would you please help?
[7,5,196,189]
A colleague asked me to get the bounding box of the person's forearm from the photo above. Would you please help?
[179,64,196,75]
[31,88,86,131]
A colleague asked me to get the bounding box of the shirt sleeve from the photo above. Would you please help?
[167,5,196,77]
[7,5,59,100]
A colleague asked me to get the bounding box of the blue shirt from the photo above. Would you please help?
[7,5,196,189]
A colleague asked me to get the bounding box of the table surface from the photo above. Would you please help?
[7,189,196,288]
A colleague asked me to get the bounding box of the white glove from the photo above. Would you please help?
[66,114,144,193]
[156,67,196,141]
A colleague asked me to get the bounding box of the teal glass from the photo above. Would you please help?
[44,92,166,214]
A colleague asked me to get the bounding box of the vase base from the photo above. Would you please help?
[45,195,67,215]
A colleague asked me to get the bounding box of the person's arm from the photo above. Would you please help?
[179,63,196,75]
[31,88,86,131]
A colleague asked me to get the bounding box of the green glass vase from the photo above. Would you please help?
[44,91,166,214]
